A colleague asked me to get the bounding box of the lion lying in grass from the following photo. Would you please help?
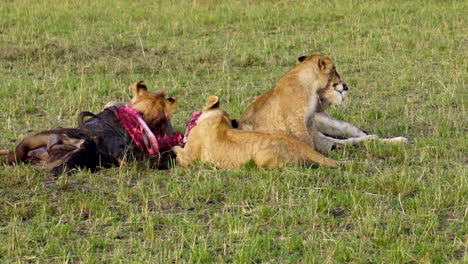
[1,81,180,174]
[239,54,408,154]
[173,96,338,169]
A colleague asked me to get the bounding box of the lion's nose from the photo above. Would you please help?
[342,83,348,91]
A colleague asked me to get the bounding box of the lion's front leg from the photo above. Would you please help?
[318,132,378,145]
[315,112,409,145]
[380,137,410,144]
[172,132,205,168]
[172,146,195,167]
[314,112,368,138]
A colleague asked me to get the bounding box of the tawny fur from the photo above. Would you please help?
[239,55,344,153]
[1,81,178,165]
[173,96,338,169]
[239,55,408,154]
[105,81,177,135]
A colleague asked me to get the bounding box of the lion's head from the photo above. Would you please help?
[130,81,177,124]
[297,55,348,106]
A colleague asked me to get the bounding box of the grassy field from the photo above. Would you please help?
[0,0,466,262]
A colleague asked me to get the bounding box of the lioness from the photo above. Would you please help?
[239,55,408,153]
[173,96,338,169]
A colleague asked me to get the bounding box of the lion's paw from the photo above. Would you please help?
[381,137,410,144]
[364,135,379,141]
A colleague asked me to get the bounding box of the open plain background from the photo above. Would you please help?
[0,0,466,263]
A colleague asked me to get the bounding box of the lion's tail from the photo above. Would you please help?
[304,149,338,168]
[292,140,338,168]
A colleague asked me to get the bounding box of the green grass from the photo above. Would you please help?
[0,0,466,262]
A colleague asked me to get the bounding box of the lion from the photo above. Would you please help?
[1,81,179,172]
[172,96,338,169]
[238,54,408,154]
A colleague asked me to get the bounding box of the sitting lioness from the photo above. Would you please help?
[239,54,408,153]
[173,96,338,169]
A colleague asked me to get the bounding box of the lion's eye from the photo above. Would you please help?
[332,83,338,87]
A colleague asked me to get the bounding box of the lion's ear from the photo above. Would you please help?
[132,81,148,97]
[204,96,219,110]
[298,55,307,62]
[165,97,178,113]
[231,119,239,128]
[167,97,177,104]
[318,57,333,74]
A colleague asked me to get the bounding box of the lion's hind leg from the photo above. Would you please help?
[253,147,287,169]
[254,140,338,169]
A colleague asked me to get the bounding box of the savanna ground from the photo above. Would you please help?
[0,0,466,263]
